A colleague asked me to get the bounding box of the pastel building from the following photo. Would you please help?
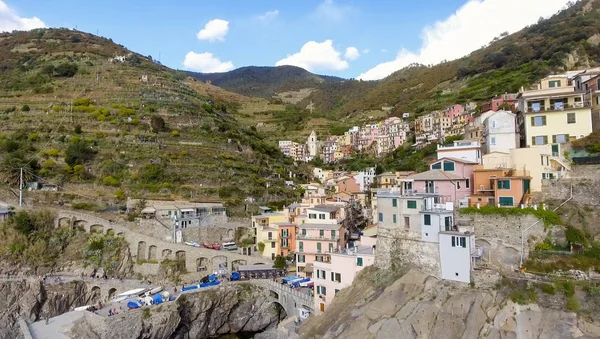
[518,75,593,148]
[313,236,376,312]
[252,212,288,260]
[437,140,482,164]
[468,165,532,208]
[482,110,519,154]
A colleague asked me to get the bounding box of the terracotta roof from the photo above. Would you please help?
[405,169,465,181]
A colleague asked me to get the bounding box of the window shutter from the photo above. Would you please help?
[530,116,534,126]
[331,272,334,281]
[542,116,547,125]
[531,136,535,145]
[451,236,455,247]
[565,134,570,141]
[543,136,548,144]
[552,135,556,143]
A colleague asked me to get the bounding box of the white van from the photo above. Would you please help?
[222,241,238,251]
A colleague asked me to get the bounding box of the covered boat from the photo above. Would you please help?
[153,293,163,305]
[127,301,141,309]
[200,281,220,288]
[181,284,199,292]
[231,272,240,281]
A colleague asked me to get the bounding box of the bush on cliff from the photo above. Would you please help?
[459,206,561,227]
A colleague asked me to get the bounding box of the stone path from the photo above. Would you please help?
[29,311,85,339]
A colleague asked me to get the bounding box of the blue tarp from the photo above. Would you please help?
[208,274,217,282]
[127,301,140,309]
[181,285,199,292]
[231,272,240,281]
[282,276,299,283]
[200,281,220,288]
[153,293,163,305]
[292,278,311,288]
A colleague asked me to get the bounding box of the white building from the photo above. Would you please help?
[437,140,482,164]
[307,131,318,158]
[351,167,376,192]
[483,110,519,154]
[439,232,475,283]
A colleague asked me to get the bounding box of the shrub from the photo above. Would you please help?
[54,63,78,77]
[459,206,561,227]
[42,159,56,169]
[142,308,151,319]
[28,133,39,141]
[171,130,180,137]
[150,116,165,133]
[540,283,556,294]
[65,141,96,166]
[43,148,60,157]
[535,242,553,251]
[257,242,265,252]
[74,125,82,134]
[21,104,30,112]
[102,176,120,186]
[114,189,126,200]
[566,296,580,312]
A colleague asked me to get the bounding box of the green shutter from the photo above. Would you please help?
[392,198,397,207]
[320,230,324,237]
[317,242,321,252]
[531,136,535,145]
[443,161,455,171]
[424,214,431,225]
[552,135,556,143]
[543,136,548,144]
[331,230,335,238]
[530,116,534,126]
[542,116,547,125]
[407,200,417,209]
[499,197,514,206]
[392,214,397,223]
[357,257,363,266]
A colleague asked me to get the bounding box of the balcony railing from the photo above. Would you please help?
[297,234,339,241]
[526,101,589,113]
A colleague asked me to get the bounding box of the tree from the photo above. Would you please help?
[65,141,96,166]
[54,63,78,77]
[273,255,287,269]
[150,116,165,133]
[257,242,265,252]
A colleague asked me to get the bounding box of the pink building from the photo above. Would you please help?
[313,236,376,312]
[445,104,465,119]
[337,175,361,194]
[400,157,475,204]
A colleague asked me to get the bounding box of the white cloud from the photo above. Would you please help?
[196,19,229,42]
[182,52,234,73]
[362,49,370,54]
[345,47,360,60]
[275,40,349,72]
[380,49,388,53]
[313,0,354,23]
[358,0,573,80]
[258,10,279,22]
[0,1,45,32]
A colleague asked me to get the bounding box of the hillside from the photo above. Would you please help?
[0,28,306,214]
[184,65,344,99]
[302,0,600,119]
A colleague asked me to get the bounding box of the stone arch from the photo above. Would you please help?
[196,257,209,272]
[90,224,104,233]
[58,217,71,228]
[106,228,115,236]
[116,232,124,237]
[74,220,88,230]
[90,286,101,303]
[231,259,247,271]
[271,301,288,320]
[175,250,186,261]
[212,255,228,269]
[162,249,172,259]
[227,228,235,239]
[269,290,279,300]
[148,245,157,261]
[137,241,147,260]
[108,288,117,300]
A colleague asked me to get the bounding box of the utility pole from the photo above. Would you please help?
[19,168,23,208]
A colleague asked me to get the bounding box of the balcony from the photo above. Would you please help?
[297,234,339,241]
[526,101,589,113]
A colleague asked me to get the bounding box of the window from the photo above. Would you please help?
[281,239,288,248]
[392,214,397,223]
[392,198,397,207]
[317,242,322,253]
[553,134,569,144]
[318,286,327,295]
[331,230,336,238]
[431,162,442,170]
[499,197,514,206]
[531,116,546,126]
[333,273,341,283]
[297,254,305,263]
[271,242,275,248]
[491,120,497,128]
[309,213,317,219]
[456,181,461,189]
[282,229,289,237]
[567,113,576,124]
[335,289,340,295]
[490,136,496,145]
[407,200,417,209]
[549,80,561,87]
[451,236,467,248]
[317,270,325,279]
[532,135,548,145]
[424,214,431,226]
[301,229,306,236]
[268,232,272,240]
[443,161,455,171]
[378,212,383,222]
[319,213,326,220]
[466,179,470,189]
[319,230,324,238]
[299,241,304,252]
[357,257,363,266]
[329,243,333,253]
[497,180,511,190]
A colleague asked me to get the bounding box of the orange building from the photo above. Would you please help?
[274,222,297,257]
[469,165,532,208]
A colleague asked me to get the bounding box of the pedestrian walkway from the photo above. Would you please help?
[29,311,85,339]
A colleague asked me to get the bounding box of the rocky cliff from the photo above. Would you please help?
[298,268,600,339]
[0,279,92,339]
[67,283,283,339]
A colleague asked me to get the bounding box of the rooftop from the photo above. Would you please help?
[272,222,295,227]
[298,223,341,230]
[433,157,478,165]
[254,212,285,218]
[332,245,375,256]
[308,205,341,213]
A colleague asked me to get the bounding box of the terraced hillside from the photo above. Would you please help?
[0,28,306,214]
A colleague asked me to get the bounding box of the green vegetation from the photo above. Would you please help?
[83,233,129,276]
[540,283,556,295]
[142,308,151,319]
[257,242,265,252]
[273,255,287,269]
[459,206,562,227]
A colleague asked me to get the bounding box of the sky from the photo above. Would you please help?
[1,0,575,80]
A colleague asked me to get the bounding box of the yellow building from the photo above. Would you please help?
[252,212,288,260]
[519,75,593,148]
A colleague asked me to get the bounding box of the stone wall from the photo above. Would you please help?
[181,226,237,244]
[375,227,440,277]
[538,165,600,205]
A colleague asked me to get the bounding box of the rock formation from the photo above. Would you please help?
[298,268,600,339]
[67,283,284,339]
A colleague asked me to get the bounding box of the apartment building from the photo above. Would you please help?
[519,75,593,148]
[313,236,376,312]
[437,139,482,164]
[468,165,532,207]
[482,110,519,154]
[251,212,288,259]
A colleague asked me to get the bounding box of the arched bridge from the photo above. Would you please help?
[255,280,317,318]
[55,210,270,274]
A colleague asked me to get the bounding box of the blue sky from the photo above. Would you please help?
[1,0,574,80]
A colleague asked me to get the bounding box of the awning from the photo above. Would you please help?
[304,263,314,273]
[180,208,195,212]
[141,207,156,214]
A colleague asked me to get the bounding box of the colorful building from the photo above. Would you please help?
[468,165,532,207]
